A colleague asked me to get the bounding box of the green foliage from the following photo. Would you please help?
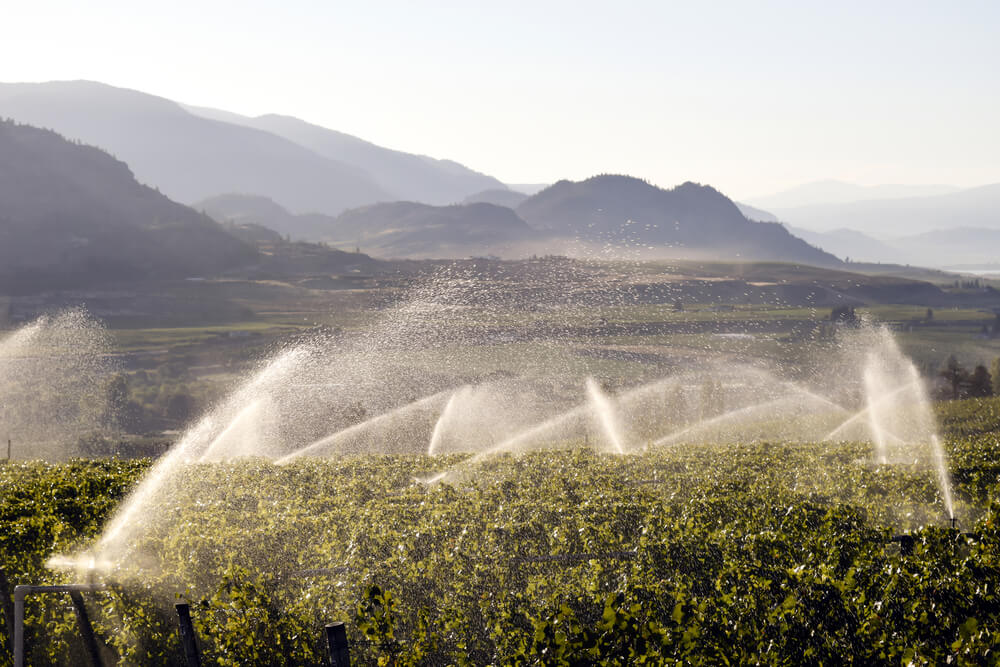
[3,401,1000,664]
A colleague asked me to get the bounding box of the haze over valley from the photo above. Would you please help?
[4,5,1000,664]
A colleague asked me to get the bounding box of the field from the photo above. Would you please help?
[2,398,1000,665]
[4,259,1000,664]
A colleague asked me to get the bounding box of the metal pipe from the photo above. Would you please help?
[0,568,14,658]
[13,584,106,667]
[175,603,201,667]
[13,587,24,667]
[69,591,104,667]
[325,622,350,667]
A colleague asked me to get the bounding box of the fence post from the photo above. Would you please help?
[13,586,25,667]
[0,569,12,660]
[69,591,104,667]
[175,603,201,667]
[325,622,350,667]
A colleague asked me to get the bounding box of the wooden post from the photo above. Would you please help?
[0,569,13,659]
[174,603,201,667]
[325,622,350,667]
[69,591,103,667]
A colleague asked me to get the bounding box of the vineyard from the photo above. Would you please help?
[2,399,1000,665]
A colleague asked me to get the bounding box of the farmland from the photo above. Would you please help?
[2,398,999,665]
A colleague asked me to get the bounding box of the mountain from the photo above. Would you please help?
[747,180,961,210]
[0,119,257,292]
[328,202,538,258]
[508,183,550,195]
[0,81,391,214]
[198,195,536,258]
[462,189,530,208]
[762,184,1000,237]
[782,223,1000,269]
[893,227,1000,268]
[516,176,841,266]
[783,226,905,264]
[186,107,508,205]
[195,193,338,240]
[735,202,779,222]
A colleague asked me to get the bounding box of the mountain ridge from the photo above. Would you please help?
[516,175,842,266]
[0,119,258,291]
[0,80,392,214]
[183,106,508,205]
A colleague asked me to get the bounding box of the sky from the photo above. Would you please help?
[2,0,998,199]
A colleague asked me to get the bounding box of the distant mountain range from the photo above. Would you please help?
[516,176,840,266]
[184,106,506,205]
[201,176,842,265]
[462,189,530,208]
[0,80,509,214]
[199,193,535,258]
[0,119,257,291]
[790,224,1000,269]
[747,180,961,210]
[746,181,1000,239]
[737,182,1000,267]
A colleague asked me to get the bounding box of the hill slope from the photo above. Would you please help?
[195,193,339,241]
[0,120,258,292]
[517,176,842,266]
[0,81,390,214]
[187,108,507,205]
[329,202,538,258]
[198,194,536,258]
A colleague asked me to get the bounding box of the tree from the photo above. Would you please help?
[992,357,1000,396]
[969,365,993,397]
[102,373,129,428]
[939,355,967,400]
[165,390,196,422]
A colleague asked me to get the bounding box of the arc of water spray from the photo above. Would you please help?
[651,395,796,447]
[423,401,593,484]
[278,389,453,463]
[930,435,955,520]
[199,399,264,461]
[426,375,738,483]
[585,377,626,455]
[427,388,465,456]
[821,379,922,443]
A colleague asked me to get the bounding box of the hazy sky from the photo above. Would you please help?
[3,0,998,199]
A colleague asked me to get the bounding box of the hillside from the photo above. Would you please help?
[517,176,842,266]
[784,226,905,264]
[196,193,338,241]
[198,195,536,258]
[462,189,530,208]
[329,202,538,258]
[187,108,507,205]
[0,120,258,292]
[0,81,390,214]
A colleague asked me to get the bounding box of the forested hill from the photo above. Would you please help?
[0,119,258,292]
[517,175,843,266]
